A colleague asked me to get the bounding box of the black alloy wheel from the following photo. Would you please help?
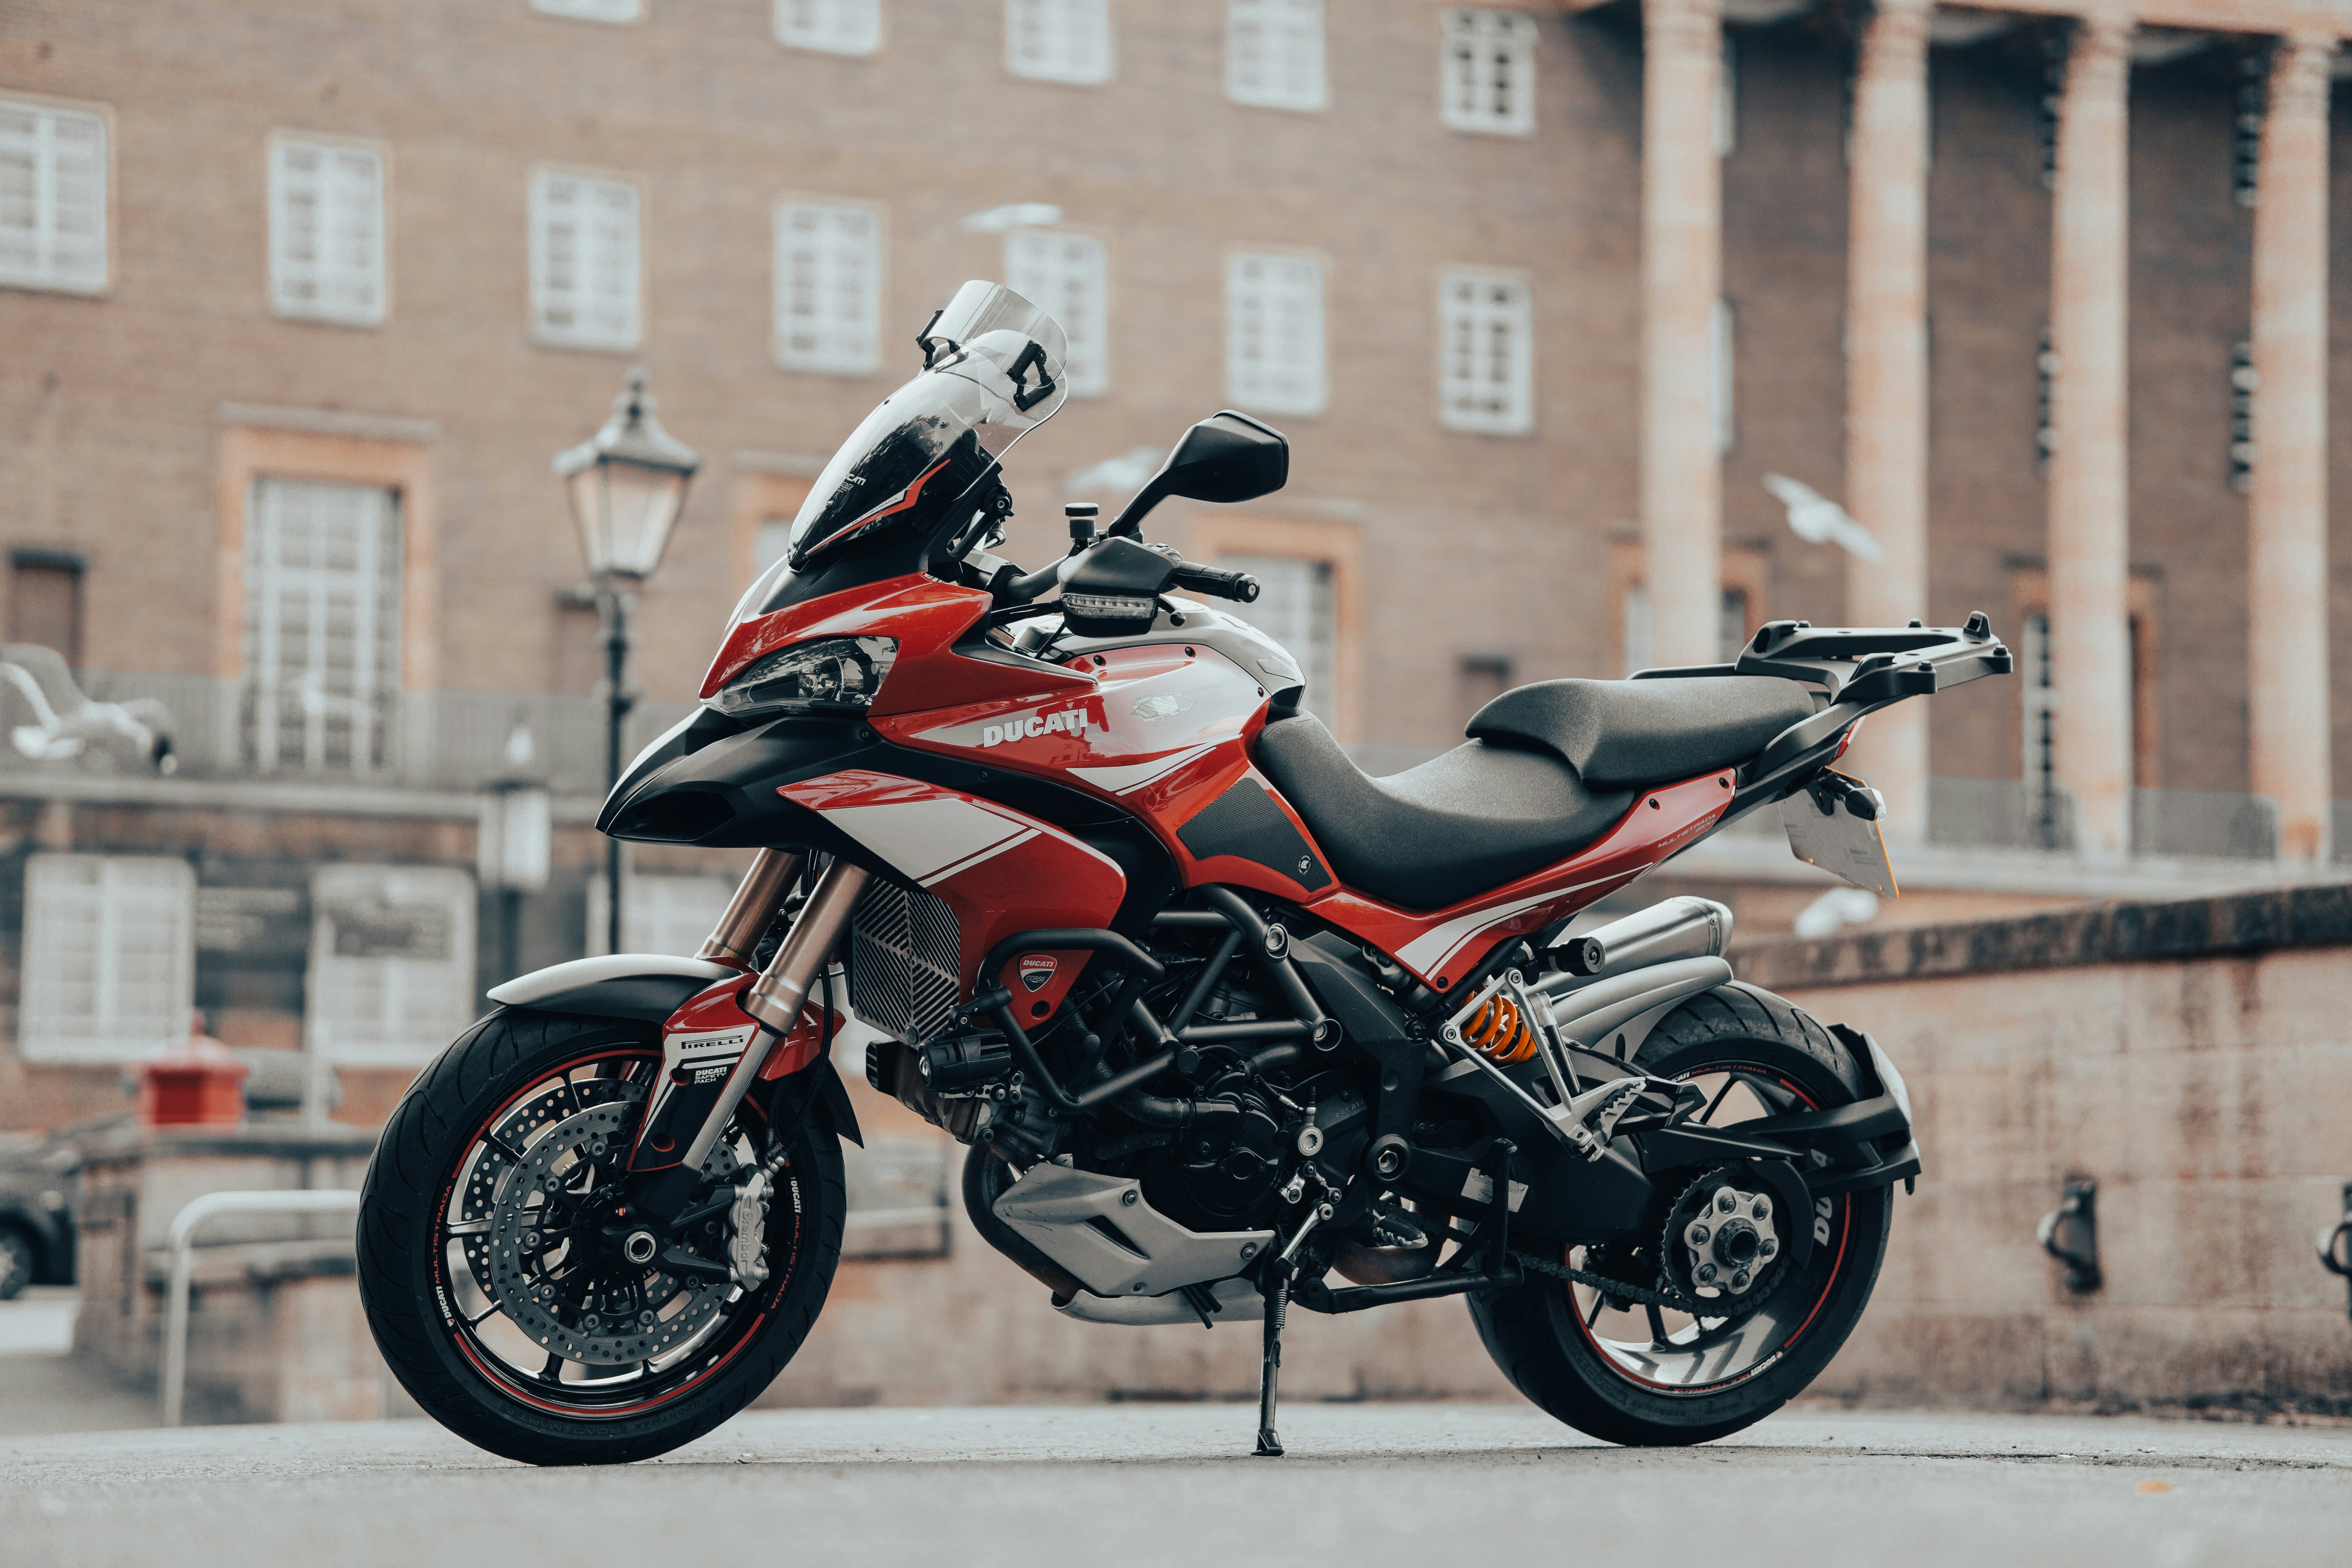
[357,1009,845,1466]
[1470,987,1893,1446]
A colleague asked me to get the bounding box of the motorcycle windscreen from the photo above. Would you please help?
[727,282,1069,628]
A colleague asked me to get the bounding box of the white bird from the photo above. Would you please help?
[958,202,1063,234]
[0,644,177,773]
[1762,473,1885,562]
[1062,445,1164,498]
[1792,886,1880,940]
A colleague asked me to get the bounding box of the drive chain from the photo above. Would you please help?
[1510,1249,1700,1313]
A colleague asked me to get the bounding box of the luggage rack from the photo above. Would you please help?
[1633,612,2013,835]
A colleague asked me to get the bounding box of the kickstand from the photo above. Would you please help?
[1254,1271,1288,1457]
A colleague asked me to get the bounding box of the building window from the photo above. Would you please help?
[532,0,643,19]
[529,170,641,351]
[19,854,195,1062]
[8,549,84,666]
[775,201,882,375]
[588,873,738,957]
[1438,270,1533,434]
[269,138,386,327]
[1441,9,1537,137]
[1005,229,1108,396]
[241,477,402,774]
[1006,0,1111,84]
[1227,0,1327,113]
[0,98,108,294]
[776,0,881,55]
[2229,339,2257,494]
[1227,252,1325,417]
[1216,555,1337,729]
[755,518,794,578]
[1711,297,1735,456]
[306,864,476,1065]
[1457,654,1512,730]
[1618,581,1753,675]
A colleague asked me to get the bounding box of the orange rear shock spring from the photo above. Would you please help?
[1457,990,1541,1065]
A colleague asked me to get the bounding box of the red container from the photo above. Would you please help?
[139,1014,249,1128]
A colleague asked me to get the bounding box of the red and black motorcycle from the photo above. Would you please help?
[357,282,2010,1465]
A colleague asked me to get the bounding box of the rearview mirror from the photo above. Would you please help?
[1107,411,1288,537]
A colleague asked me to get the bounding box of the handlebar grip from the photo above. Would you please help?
[1171,564,1261,603]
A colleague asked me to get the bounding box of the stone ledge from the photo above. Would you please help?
[1733,880,2352,990]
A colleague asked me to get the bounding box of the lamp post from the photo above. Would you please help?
[554,368,701,958]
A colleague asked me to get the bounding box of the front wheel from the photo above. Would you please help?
[1470,986,1892,1446]
[357,1009,846,1466]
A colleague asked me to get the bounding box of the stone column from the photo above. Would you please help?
[1640,0,1725,668]
[2045,13,2134,858]
[1842,0,1933,842]
[2247,33,2337,864]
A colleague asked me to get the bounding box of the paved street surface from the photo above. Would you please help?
[2,1402,2348,1568]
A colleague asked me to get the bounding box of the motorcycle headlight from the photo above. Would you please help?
[707,636,898,720]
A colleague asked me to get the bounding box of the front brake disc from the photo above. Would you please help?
[467,1100,742,1367]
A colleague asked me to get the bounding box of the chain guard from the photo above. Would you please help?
[465,1096,744,1368]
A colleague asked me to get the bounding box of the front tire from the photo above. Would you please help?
[1470,986,1891,1446]
[357,1009,845,1466]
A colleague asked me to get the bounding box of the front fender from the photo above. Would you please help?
[487,954,866,1149]
[486,954,737,1023]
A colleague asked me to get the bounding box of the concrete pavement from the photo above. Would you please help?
[2,1403,2348,1568]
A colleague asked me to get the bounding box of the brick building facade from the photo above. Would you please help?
[0,0,2345,1129]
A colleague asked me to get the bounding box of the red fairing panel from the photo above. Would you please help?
[875,642,1334,904]
[775,769,1125,1022]
[702,573,1091,715]
[1311,769,1737,993]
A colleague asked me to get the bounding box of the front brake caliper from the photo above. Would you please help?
[727,1170,770,1289]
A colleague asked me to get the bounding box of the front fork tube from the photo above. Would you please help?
[630,860,871,1220]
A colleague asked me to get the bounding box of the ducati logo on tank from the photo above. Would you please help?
[1018,954,1058,992]
[980,705,1096,748]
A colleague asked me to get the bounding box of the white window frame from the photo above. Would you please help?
[1004,228,1109,397]
[774,198,885,376]
[586,872,739,958]
[1226,250,1326,418]
[1226,0,1328,113]
[775,0,882,56]
[528,168,642,352]
[532,0,644,20]
[0,95,110,294]
[1005,0,1113,85]
[1440,8,1537,138]
[305,864,477,1067]
[241,477,403,775]
[267,133,388,328]
[18,854,195,1063]
[1437,269,1534,436]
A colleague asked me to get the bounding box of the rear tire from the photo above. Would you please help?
[1470,985,1891,1446]
[357,1008,846,1466]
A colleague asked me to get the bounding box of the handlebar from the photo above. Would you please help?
[1170,563,1261,604]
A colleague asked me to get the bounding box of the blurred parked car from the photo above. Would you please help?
[0,1135,81,1299]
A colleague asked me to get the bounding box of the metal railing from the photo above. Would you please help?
[161,1189,362,1428]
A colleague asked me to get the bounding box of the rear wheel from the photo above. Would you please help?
[1470,986,1891,1446]
[357,1009,845,1466]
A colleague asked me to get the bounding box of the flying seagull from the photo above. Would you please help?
[1762,473,1885,561]
[0,644,177,773]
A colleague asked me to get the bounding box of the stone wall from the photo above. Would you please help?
[1742,884,2352,1416]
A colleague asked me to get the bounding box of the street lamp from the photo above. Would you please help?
[554,367,701,957]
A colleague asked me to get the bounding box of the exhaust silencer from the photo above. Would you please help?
[1544,896,1732,984]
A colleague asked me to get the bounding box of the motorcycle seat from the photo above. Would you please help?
[1253,715,1637,911]
[1465,676,1818,789]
